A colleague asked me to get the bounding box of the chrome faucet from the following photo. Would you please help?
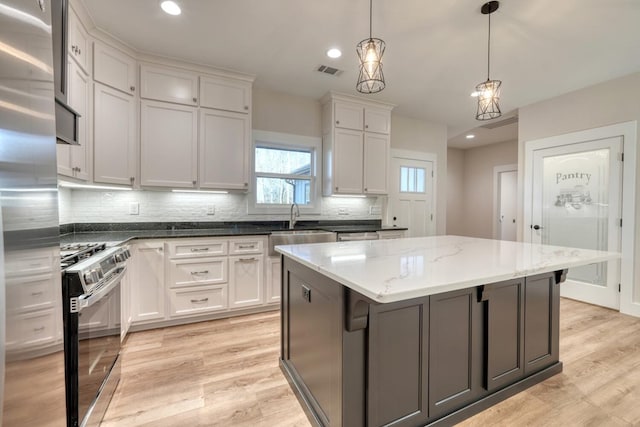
[289,203,300,229]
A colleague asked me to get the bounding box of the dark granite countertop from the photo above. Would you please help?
[59,221,407,246]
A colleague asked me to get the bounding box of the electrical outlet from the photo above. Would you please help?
[370,206,382,215]
[338,207,348,215]
[206,205,215,215]
[129,202,139,215]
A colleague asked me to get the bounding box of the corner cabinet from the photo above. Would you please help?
[93,82,137,186]
[322,92,394,196]
[140,100,198,188]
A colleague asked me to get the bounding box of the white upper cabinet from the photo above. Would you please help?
[93,42,137,96]
[140,64,198,106]
[93,82,137,186]
[140,100,197,188]
[321,92,394,196]
[364,107,391,134]
[57,60,89,180]
[199,109,250,190]
[68,6,90,74]
[199,75,251,114]
[335,102,364,131]
[333,129,364,194]
[363,133,390,194]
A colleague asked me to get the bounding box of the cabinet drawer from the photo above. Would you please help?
[5,248,54,277]
[6,274,56,312]
[167,239,228,258]
[6,309,57,350]
[168,258,227,288]
[169,285,227,317]
[376,230,406,240]
[229,238,264,255]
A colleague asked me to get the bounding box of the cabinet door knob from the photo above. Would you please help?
[365,124,369,129]
[193,97,197,103]
[335,186,339,191]
[244,182,248,187]
[364,188,368,191]
[77,167,81,172]
[192,180,197,185]
[336,120,340,125]
[130,86,135,92]
[130,177,135,183]
[244,106,249,111]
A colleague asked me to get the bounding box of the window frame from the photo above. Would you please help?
[249,130,322,215]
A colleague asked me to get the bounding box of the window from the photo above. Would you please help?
[250,131,321,214]
[255,147,312,205]
[400,166,426,193]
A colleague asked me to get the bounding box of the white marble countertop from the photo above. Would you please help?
[275,235,620,303]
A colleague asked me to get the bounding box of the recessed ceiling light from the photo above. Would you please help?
[326,48,342,59]
[466,134,475,139]
[160,0,181,15]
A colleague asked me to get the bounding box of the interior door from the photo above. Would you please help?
[498,170,517,241]
[529,137,623,309]
[388,157,435,237]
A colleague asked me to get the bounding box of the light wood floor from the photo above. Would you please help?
[103,299,640,426]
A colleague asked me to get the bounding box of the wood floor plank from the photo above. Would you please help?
[103,299,640,426]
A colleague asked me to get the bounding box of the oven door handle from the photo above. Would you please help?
[78,266,127,310]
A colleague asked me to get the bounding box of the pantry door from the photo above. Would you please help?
[528,136,623,309]
[387,152,435,237]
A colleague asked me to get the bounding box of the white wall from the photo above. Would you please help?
[391,115,448,234]
[445,141,518,238]
[518,71,640,314]
[253,87,322,137]
[446,147,465,235]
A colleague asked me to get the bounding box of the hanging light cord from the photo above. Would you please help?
[487,10,491,81]
[369,0,373,39]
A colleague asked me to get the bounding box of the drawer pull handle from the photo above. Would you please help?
[238,245,255,249]
[190,270,209,275]
[190,248,210,252]
[239,257,256,262]
[33,326,45,333]
[190,298,209,304]
[31,291,43,297]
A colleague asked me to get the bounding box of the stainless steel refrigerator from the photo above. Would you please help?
[0,0,66,425]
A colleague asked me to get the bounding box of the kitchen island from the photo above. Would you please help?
[276,235,618,427]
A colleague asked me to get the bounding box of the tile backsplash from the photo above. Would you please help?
[58,188,383,224]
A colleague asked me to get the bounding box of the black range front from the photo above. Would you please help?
[62,245,130,427]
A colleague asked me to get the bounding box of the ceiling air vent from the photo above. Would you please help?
[480,115,518,129]
[317,65,343,76]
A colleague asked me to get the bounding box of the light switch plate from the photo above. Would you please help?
[338,207,348,215]
[206,205,215,215]
[129,202,139,215]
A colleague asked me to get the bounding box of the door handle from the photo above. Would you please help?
[531,224,543,230]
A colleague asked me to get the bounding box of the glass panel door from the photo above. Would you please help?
[531,137,622,309]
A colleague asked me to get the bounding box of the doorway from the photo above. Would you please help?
[386,150,436,237]
[523,122,636,314]
[493,164,517,241]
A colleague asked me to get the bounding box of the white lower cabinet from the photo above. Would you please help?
[266,257,281,304]
[121,258,132,341]
[169,285,227,317]
[229,255,263,309]
[131,241,166,323]
[130,236,272,329]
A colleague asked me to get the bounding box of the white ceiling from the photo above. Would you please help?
[80,0,640,148]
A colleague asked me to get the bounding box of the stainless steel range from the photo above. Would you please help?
[61,243,130,427]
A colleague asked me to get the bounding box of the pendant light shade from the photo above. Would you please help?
[356,0,385,94]
[475,1,502,121]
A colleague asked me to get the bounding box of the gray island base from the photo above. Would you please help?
[280,256,567,427]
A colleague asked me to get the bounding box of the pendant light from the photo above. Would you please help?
[475,1,502,120]
[356,0,385,94]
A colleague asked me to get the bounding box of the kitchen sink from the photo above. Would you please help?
[268,230,336,256]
